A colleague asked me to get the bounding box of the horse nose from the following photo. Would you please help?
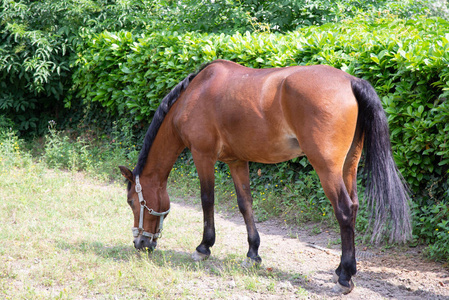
[133,237,145,249]
[133,236,157,251]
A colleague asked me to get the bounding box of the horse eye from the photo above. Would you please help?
[127,199,133,207]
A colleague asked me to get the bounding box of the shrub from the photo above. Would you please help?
[414,200,449,262]
[0,0,168,134]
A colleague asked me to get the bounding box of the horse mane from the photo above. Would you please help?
[132,62,213,176]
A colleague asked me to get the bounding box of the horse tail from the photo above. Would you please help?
[351,78,412,244]
[133,63,213,176]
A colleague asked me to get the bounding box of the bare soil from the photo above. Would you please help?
[170,199,449,299]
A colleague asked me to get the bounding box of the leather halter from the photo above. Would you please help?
[132,175,170,242]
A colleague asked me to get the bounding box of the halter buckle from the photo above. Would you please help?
[135,183,142,193]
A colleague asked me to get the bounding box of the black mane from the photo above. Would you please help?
[132,63,212,176]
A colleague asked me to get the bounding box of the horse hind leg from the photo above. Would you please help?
[307,154,357,294]
[333,132,363,285]
[228,161,261,267]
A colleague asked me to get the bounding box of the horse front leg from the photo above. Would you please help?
[191,156,216,261]
[228,161,261,266]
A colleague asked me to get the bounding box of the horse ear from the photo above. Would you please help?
[118,166,134,183]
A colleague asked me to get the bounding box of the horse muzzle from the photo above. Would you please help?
[133,235,157,251]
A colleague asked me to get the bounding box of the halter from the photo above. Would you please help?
[132,175,170,242]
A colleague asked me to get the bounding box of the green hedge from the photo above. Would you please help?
[0,0,440,134]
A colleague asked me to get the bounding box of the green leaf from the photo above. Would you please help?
[438,159,449,166]
[370,54,379,64]
[121,66,132,74]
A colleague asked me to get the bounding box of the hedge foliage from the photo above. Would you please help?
[0,0,442,133]
[143,0,438,33]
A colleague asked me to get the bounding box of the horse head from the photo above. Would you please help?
[119,166,170,252]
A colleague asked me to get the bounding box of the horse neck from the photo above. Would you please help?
[140,117,185,186]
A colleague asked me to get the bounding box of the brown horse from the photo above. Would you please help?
[119,59,411,294]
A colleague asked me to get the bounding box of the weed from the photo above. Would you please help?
[311,225,322,236]
[295,286,309,297]
[40,120,140,181]
[327,238,341,248]
[0,127,32,169]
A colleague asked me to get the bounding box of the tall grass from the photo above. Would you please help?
[37,120,139,181]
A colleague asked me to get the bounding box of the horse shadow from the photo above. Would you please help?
[57,239,447,299]
[56,240,134,262]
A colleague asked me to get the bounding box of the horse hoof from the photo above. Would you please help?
[241,257,261,269]
[192,250,209,261]
[332,272,339,283]
[331,280,354,295]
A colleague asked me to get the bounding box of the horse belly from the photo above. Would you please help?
[218,133,304,164]
[257,134,305,163]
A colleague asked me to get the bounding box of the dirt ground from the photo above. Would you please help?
[171,200,449,299]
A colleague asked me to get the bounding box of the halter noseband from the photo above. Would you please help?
[132,175,170,242]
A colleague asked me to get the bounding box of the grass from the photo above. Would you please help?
[0,133,311,299]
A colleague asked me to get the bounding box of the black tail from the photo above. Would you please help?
[351,78,412,244]
[133,63,212,176]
